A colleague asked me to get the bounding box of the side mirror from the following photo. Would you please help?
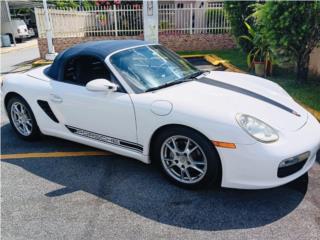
[86,79,118,93]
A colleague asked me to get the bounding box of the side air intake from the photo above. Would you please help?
[37,100,59,123]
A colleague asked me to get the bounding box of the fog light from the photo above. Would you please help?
[279,152,310,168]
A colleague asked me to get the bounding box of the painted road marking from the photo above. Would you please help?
[0,151,112,160]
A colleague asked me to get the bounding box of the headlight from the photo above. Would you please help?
[236,114,279,143]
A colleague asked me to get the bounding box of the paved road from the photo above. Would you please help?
[0,42,39,74]
[1,111,320,239]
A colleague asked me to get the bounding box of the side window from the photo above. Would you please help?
[63,56,110,86]
[63,58,77,82]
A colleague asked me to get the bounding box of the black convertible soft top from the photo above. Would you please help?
[45,40,149,80]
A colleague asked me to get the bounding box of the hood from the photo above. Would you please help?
[148,71,308,132]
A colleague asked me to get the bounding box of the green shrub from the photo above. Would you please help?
[224,1,256,53]
[254,1,320,83]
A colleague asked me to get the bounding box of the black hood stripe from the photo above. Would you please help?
[198,77,300,116]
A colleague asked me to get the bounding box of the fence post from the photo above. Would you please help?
[34,8,40,37]
[143,0,159,43]
[113,5,118,36]
[42,0,57,60]
[189,3,193,34]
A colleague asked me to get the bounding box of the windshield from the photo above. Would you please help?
[110,45,200,93]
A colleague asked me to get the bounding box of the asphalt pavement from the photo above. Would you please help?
[1,110,320,239]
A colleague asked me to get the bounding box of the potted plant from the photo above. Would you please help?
[239,22,273,77]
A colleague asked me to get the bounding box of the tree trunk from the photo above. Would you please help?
[296,54,310,84]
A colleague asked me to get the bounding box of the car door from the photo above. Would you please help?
[50,55,140,152]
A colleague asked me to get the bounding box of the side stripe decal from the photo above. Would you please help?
[65,125,143,153]
[198,77,300,117]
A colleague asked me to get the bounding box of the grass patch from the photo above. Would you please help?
[269,70,320,111]
[178,49,320,111]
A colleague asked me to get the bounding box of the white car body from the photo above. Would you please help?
[2,41,320,189]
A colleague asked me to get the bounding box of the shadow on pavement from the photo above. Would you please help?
[1,124,94,153]
[1,59,38,75]
[1,124,310,231]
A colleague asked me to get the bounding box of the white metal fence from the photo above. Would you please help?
[35,4,143,38]
[35,3,230,38]
[159,2,230,34]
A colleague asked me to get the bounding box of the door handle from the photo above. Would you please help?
[50,94,63,103]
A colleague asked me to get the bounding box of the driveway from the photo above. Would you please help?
[1,110,320,239]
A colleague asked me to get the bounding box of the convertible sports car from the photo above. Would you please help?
[2,40,320,189]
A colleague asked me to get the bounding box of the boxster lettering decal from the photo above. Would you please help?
[66,125,143,153]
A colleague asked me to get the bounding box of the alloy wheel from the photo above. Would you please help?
[160,135,208,184]
[10,102,33,136]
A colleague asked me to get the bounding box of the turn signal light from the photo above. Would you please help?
[212,141,236,149]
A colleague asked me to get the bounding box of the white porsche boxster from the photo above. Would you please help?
[2,40,320,189]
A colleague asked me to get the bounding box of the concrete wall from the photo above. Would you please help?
[309,47,320,76]
[37,33,236,58]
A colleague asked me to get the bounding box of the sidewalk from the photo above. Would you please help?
[1,38,39,75]
[0,39,38,54]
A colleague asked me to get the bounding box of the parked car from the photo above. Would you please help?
[12,12,38,38]
[1,19,29,43]
[2,40,320,189]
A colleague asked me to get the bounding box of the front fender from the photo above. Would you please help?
[135,106,256,158]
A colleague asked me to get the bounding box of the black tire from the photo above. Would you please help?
[15,38,23,43]
[6,95,41,140]
[152,126,221,189]
[6,33,13,44]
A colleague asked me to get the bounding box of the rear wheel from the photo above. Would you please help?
[153,127,221,189]
[6,96,41,140]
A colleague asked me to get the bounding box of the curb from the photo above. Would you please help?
[181,53,245,73]
[180,53,320,121]
[32,59,52,68]
[205,54,246,74]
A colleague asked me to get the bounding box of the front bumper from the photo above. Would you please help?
[219,114,320,189]
[16,34,28,39]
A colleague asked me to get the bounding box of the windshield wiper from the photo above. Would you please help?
[185,70,205,80]
[145,79,192,92]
